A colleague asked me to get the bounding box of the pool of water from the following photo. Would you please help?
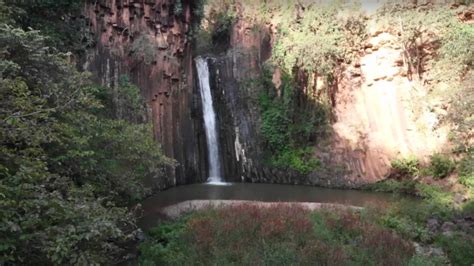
[139,182,409,229]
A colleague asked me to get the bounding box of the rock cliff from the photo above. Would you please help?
[83,0,463,188]
[207,2,452,187]
[84,0,207,188]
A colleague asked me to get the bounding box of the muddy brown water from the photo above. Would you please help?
[139,182,413,229]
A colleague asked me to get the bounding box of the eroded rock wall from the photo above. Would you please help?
[210,5,451,187]
[209,21,270,182]
[84,0,207,188]
[327,24,450,186]
[209,19,308,184]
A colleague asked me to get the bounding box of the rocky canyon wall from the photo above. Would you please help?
[209,19,309,184]
[209,22,276,182]
[82,0,459,188]
[324,26,449,186]
[83,0,207,188]
[208,3,452,188]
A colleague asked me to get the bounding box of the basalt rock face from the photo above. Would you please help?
[84,0,207,188]
[208,23,268,182]
[209,21,305,184]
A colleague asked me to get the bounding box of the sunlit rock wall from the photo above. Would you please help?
[328,25,449,186]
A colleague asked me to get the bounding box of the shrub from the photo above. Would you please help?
[436,233,474,266]
[459,175,474,189]
[129,35,159,64]
[173,0,183,17]
[380,213,431,242]
[391,156,420,177]
[199,1,237,51]
[365,179,418,194]
[139,218,190,266]
[429,154,455,179]
[271,148,321,175]
[459,150,474,188]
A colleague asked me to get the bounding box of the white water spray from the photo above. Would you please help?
[195,57,224,184]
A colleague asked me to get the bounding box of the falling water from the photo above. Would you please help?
[195,57,223,183]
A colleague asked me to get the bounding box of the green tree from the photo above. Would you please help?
[0,22,171,265]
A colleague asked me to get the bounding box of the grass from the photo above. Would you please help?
[139,204,424,265]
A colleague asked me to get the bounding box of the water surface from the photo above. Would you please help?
[139,183,408,229]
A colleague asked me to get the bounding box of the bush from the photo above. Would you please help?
[271,148,321,175]
[380,213,432,242]
[129,35,160,64]
[459,151,474,188]
[256,68,328,174]
[436,233,474,266]
[139,218,190,266]
[459,175,474,189]
[197,1,237,51]
[391,156,420,177]
[429,154,455,179]
[365,179,418,194]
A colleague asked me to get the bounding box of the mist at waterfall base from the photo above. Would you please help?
[195,57,230,186]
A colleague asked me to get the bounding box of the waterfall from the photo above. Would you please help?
[195,57,223,183]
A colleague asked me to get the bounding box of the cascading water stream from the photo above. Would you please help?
[195,57,224,184]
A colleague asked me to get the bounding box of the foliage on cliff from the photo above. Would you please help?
[204,0,367,100]
[376,3,473,152]
[192,0,238,54]
[255,67,327,174]
[271,1,366,79]
[0,7,172,265]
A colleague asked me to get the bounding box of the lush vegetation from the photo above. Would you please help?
[0,0,91,54]
[1,0,473,264]
[459,149,474,188]
[192,0,237,54]
[367,192,474,266]
[366,172,474,265]
[251,66,328,174]
[389,154,456,180]
[0,2,172,264]
[139,204,428,265]
[271,2,365,79]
